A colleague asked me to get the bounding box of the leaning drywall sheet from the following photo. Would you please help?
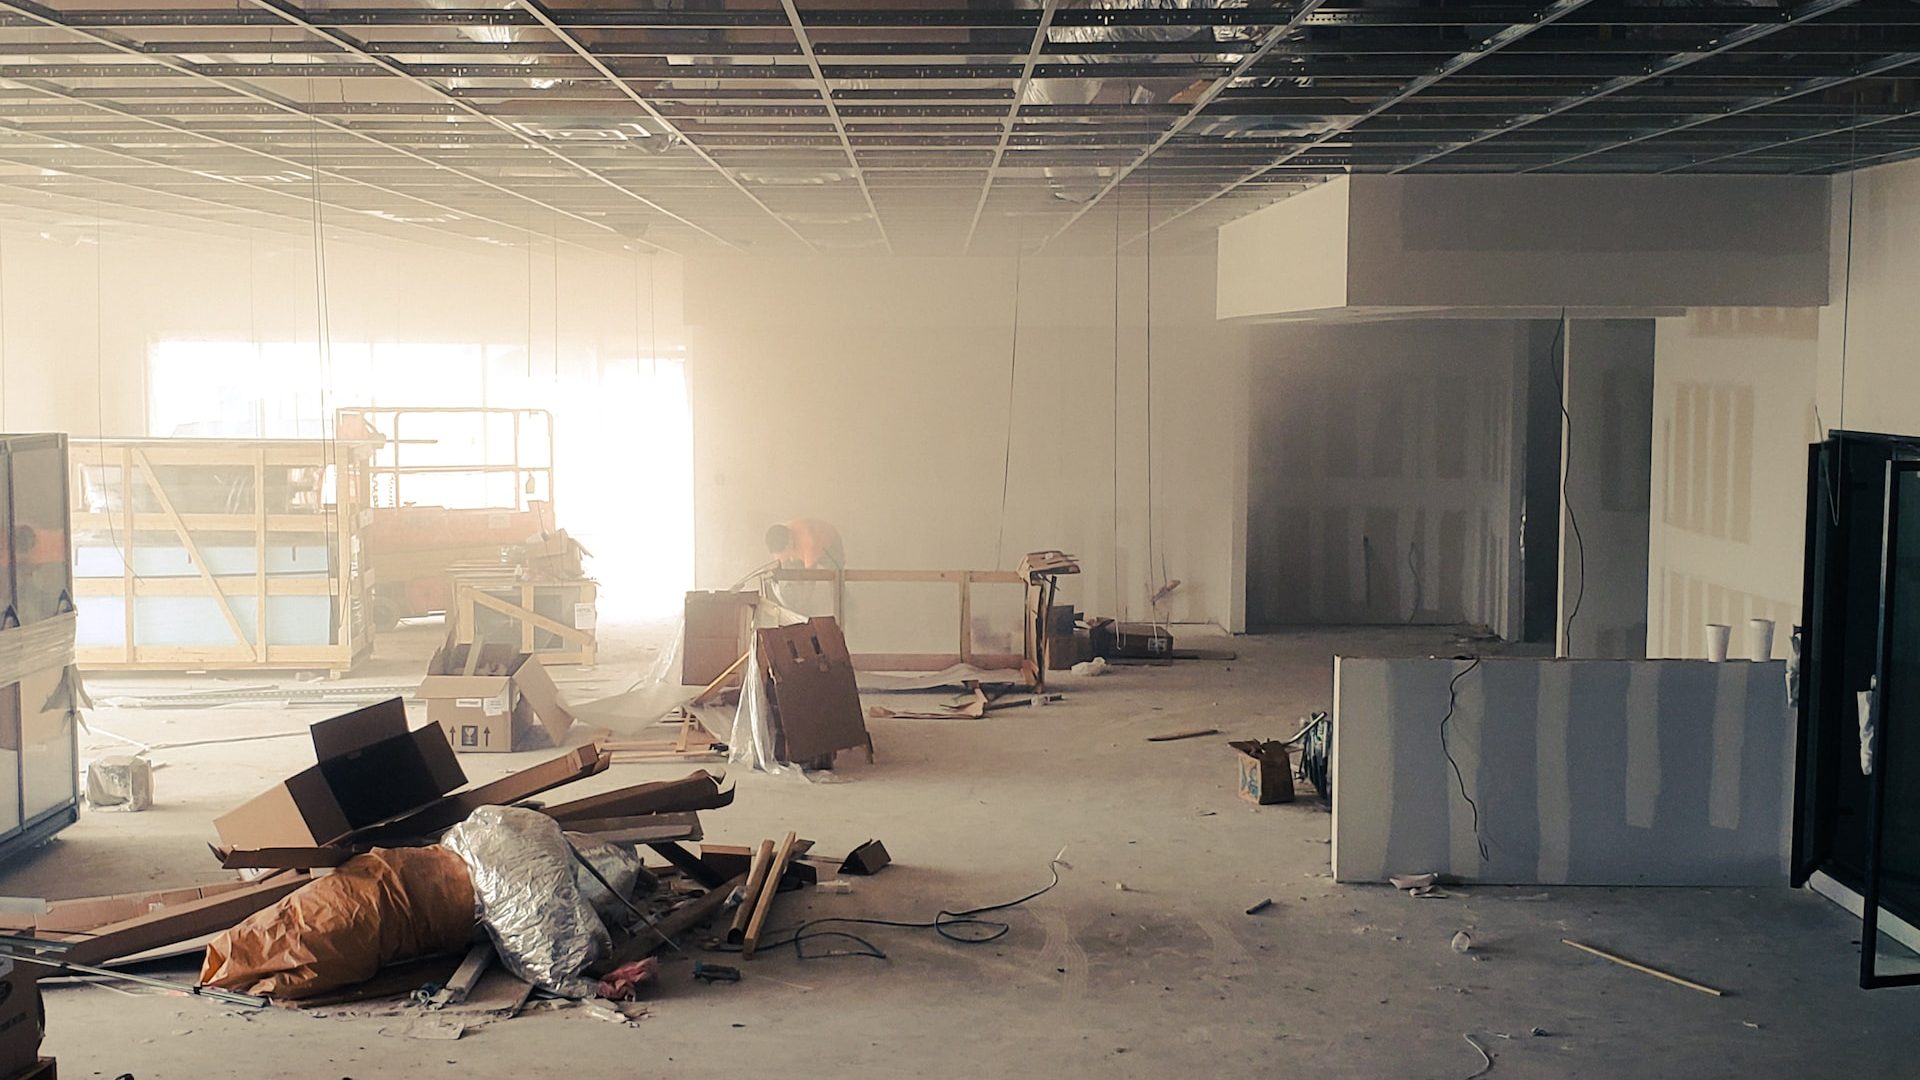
[1331,656,1791,885]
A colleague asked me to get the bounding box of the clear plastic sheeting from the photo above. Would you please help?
[0,614,76,690]
[567,832,654,925]
[726,633,801,777]
[442,806,609,998]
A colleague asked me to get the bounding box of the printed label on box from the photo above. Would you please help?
[574,603,597,630]
[455,698,484,709]
[483,693,509,717]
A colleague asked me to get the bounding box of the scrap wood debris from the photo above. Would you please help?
[14,693,849,1026]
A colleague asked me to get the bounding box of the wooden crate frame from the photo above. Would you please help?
[450,572,598,665]
[762,568,1034,678]
[68,438,376,675]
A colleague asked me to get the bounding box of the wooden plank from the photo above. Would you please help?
[212,845,358,870]
[588,871,746,978]
[771,568,1016,584]
[351,744,607,844]
[645,840,728,888]
[253,447,268,664]
[563,812,703,846]
[120,445,135,662]
[467,588,590,647]
[73,577,337,598]
[1,881,257,935]
[958,577,973,663]
[129,447,267,652]
[850,652,1026,672]
[688,653,748,706]
[539,771,731,823]
[727,839,777,945]
[61,873,309,965]
[742,831,799,960]
[73,512,351,532]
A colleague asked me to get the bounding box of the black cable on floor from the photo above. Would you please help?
[1440,657,1489,862]
[725,858,1068,962]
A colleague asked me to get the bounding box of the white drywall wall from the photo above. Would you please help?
[1558,319,1654,660]
[681,251,1248,631]
[1217,175,1830,319]
[1245,319,1534,636]
[1216,178,1350,319]
[1644,157,1920,658]
[1648,310,1819,659]
[1332,656,1794,885]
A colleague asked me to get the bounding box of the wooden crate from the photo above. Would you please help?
[762,566,1062,686]
[449,568,597,665]
[68,438,376,675]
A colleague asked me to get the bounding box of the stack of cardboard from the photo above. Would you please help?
[523,529,590,581]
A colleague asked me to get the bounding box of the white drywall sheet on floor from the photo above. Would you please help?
[1331,656,1792,885]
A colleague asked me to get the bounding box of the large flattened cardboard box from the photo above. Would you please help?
[759,616,868,763]
[0,958,40,1079]
[419,642,575,754]
[213,698,467,850]
[683,590,757,686]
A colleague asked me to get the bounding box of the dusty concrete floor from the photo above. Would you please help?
[13,623,1919,1079]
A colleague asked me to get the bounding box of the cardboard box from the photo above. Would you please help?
[525,529,590,581]
[683,590,758,686]
[0,959,43,1079]
[1229,740,1296,805]
[758,617,869,763]
[1114,621,1175,659]
[213,699,467,850]
[419,641,575,753]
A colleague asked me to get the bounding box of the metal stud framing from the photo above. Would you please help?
[0,1,1914,255]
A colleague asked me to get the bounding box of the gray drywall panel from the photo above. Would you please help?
[1331,656,1792,885]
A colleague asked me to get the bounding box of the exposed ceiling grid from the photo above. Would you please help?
[0,1,1914,256]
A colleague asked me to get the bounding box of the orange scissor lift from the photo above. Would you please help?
[338,407,558,630]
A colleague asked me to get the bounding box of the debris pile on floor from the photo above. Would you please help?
[0,692,876,1034]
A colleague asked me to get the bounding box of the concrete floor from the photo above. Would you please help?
[13,624,1919,1079]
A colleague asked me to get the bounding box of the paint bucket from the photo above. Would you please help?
[1705,623,1732,663]
[1747,618,1775,662]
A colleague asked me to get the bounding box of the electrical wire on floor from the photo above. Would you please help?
[1440,656,1489,862]
[1460,1032,1495,1079]
[722,854,1069,962]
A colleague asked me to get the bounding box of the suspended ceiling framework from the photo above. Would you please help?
[1,0,1918,257]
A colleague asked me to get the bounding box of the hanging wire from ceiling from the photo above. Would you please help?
[1111,199,1124,622]
[1144,158,1165,633]
[993,247,1023,569]
[307,75,341,616]
[1828,91,1861,527]
[526,205,534,381]
[86,199,149,589]
[551,209,560,380]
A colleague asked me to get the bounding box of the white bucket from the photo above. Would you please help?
[1747,618,1775,662]
[1705,623,1732,663]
